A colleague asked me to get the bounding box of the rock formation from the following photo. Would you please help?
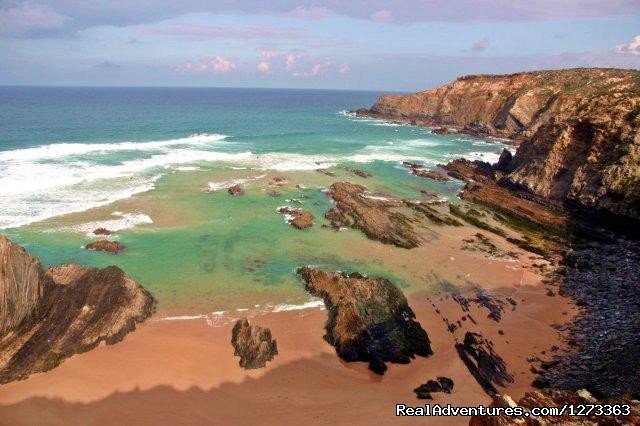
[456,331,513,395]
[93,228,112,236]
[277,207,314,229]
[0,235,155,383]
[403,162,449,181]
[357,68,640,221]
[230,318,278,369]
[414,377,454,399]
[228,184,244,196]
[324,182,420,248]
[297,266,432,374]
[85,239,125,254]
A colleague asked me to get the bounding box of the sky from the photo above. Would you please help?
[0,0,639,91]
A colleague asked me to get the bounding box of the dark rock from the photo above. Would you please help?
[456,331,513,395]
[414,377,454,399]
[403,162,449,181]
[297,267,432,375]
[495,148,513,172]
[93,227,112,236]
[432,127,450,135]
[228,184,244,196]
[230,318,278,369]
[349,169,372,178]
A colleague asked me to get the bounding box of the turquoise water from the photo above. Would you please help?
[0,87,507,313]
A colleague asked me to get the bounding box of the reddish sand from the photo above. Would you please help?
[0,278,574,425]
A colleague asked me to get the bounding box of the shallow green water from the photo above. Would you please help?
[1,87,508,314]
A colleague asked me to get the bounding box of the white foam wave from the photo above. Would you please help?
[55,212,153,236]
[272,300,325,312]
[0,134,249,229]
[0,133,227,162]
[207,178,248,192]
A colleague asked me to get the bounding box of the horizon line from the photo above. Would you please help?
[0,83,400,93]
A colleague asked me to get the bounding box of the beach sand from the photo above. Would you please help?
[0,277,574,425]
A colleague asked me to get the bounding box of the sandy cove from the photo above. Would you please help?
[0,276,573,426]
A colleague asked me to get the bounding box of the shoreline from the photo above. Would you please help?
[0,278,573,425]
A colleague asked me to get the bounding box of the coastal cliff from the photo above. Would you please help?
[357,68,640,221]
[0,235,156,383]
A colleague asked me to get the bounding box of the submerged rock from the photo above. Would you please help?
[349,169,372,178]
[85,239,125,254]
[297,266,432,374]
[93,227,112,236]
[231,318,278,369]
[324,182,420,249]
[277,207,314,229]
[228,184,244,196]
[431,127,451,135]
[403,162,449,181]
[0,235,155,384]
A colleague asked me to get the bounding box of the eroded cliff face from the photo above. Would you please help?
[0,235,156,383]
[0,236,50,336]
[359,68,640,221]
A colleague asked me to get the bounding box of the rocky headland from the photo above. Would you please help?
[356,68,640,222]
[352,68,640,413]
[297,266,432,374]
[0,235,155,383]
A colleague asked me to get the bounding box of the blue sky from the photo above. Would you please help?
[1,1,639,90]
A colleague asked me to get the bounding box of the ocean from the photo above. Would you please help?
[0,86,507,316]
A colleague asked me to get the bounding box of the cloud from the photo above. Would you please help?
[95,61,120,69]
[471,38,490,52]
[286,6,330,19]
[370,10,394,23]
[0,2,67,35]
[256,50,346,77]
[257,61,270,73]
[10,0,639,34]
[140,24,302,40]
[292,58,332,77]
[615,35,640,55]
[174,56,236,74]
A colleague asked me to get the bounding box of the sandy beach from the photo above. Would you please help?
[0,271,573,425]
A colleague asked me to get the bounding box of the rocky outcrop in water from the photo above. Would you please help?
[231,318,278,369]
[358,68,640,221]
[297,266,432,374]
[403,162,449,181]
[85,239,125,254]
[0,235,155,384]
[277,207,314,229]
[228,184,244,196]
[324,182,419,248]
[93,228,112,236]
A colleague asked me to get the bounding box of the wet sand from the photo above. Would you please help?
[0,278,574,426]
